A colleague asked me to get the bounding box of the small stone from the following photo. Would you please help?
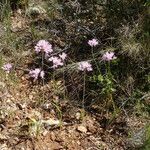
[55,133,64,142]
[29,95,33,100]
[77,125,87,133]
[50,109,55,115]
[16,103,26,110]
[0,134,7,140]
[77,141,81,145]
[0,143,9,150]
[42,119,60,126]
[21,76,26,81]
[42,103,51,110]
[42,130,48,136]
[50,132,56,141]
[17,9,22,14]
[87,123,97,133]
[75,112,81,120]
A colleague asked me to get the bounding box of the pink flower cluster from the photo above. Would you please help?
[102,52,117,61]
[34,40,67,68]
[49,56,63,68]
[59,52,67,60]
[77,39,117,72]
[35,40,53,54]
[29,39,118,79]
[29,68,45,80]
[78,61,93,71]
[29,40,68,80]
[48,52,67,68]
[88,39,99,47]
[2,39,118,81]
[2,63,12,73]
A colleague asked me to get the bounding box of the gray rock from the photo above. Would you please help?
[127,127,147,148]
[26,0,47,16]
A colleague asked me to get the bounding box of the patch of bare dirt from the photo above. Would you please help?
[0,74,130,150]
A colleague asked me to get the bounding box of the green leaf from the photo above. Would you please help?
[98,74,103,82]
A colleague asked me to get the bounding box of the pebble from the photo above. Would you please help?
[77,125,87,133]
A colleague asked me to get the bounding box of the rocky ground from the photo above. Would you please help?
[0,75,149,150]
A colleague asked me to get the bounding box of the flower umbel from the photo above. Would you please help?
[78,61,93,71]
[29,68,45,80]
[2,63,12,73]
[59,52,67,61]
[40,70,45,79]
[88,39,99,47]
[102,52,117,61]
[49,56,64,68]
[35,40,53,54]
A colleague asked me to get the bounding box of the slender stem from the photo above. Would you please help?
[91,47,100,73]
[80,71,86,119]
[110,93,116,113]
[106,62,116,112]
[41,52,44,69]
[63,62,66,99]
[82,71,86,110]
[52,101,62,126]
[41,52,45,103]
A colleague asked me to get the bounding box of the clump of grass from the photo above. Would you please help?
[117,23,143,58]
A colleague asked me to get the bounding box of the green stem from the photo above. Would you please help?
[92,47,100,73]
[106,62,116,112]
[82,71,86,110]
[41,52,45,103]
[52,102,62,126]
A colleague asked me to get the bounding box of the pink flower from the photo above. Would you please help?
[35,40,53,54]
[40,70,45,79]
[102,52,117,61]
[78,61,93,71]
[88,39,98,47]
[29,68,45,80]
[2,63,12,73]
[59,52,67,61]
[49,56,64,68]
[29,68,41,80]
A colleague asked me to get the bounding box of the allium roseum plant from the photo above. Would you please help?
[78,60,93,113]
[29,68,45,80]
[35,40,53,54]
[2,63,12,73]
[40,70,45,79]
[59,52,67,61]
[88,39,99,47]
[102,52,117,61]
[48,56,64,69]
[78,61,93,72]
[29,40,67,80]
[88,38,100,72]
[101,51,117,112]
